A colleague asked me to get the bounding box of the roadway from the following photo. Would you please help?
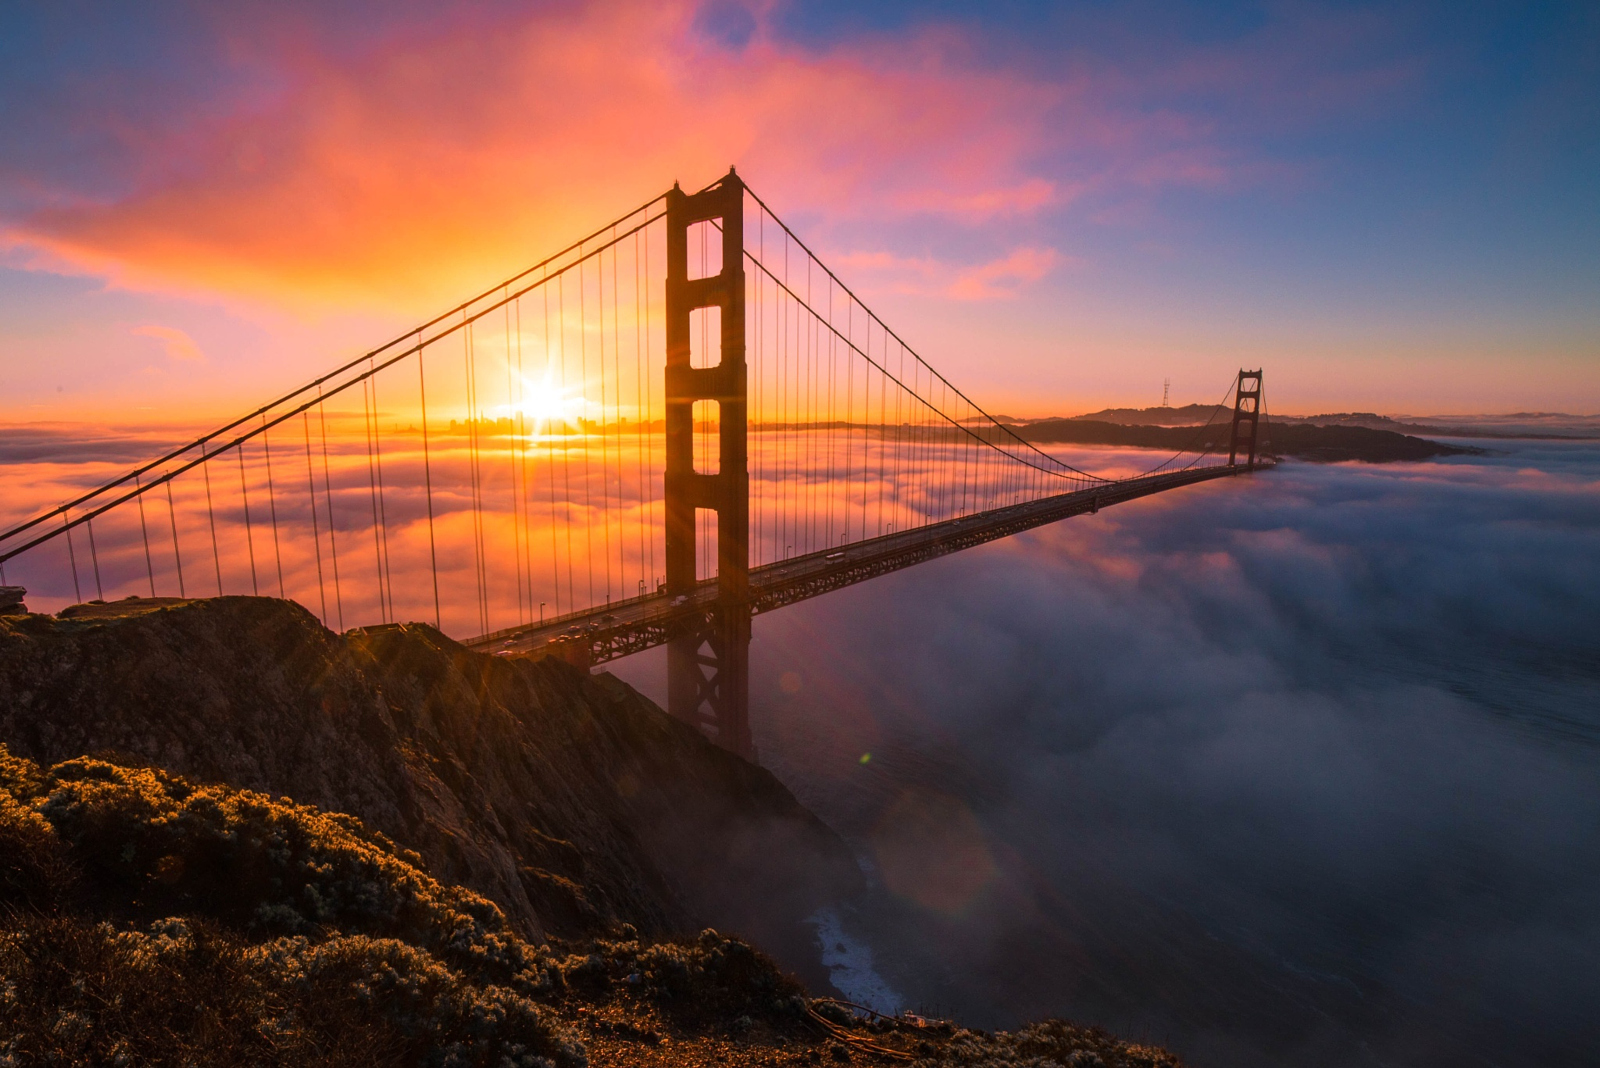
[461,463,1259,666]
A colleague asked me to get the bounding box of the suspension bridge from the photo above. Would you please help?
[0,169,1266,760]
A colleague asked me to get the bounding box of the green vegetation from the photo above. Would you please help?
[0,744,1180,1066]
[0,746,802,1066]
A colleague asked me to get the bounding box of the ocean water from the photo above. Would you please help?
[665,440,1600,1067]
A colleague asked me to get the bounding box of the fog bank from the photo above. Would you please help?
[614,441,1600,1066]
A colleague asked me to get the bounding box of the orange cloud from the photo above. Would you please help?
[5,2,1073,314]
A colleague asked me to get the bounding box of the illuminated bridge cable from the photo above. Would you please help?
[740,184,1108,484]
[237,444,259,596]
[1139,376,1238,476]
[87,518,103,601]
[719,211,1100,490]
[262,416,286,599]
[0,206,668,568]
[165,481,185,598]
[361,375,385,622]
[418,337,442,630]
[63,514,81,604]
[465,317,488,636]
[302,412,328,626]
[317,393,345,631]
[0,171,1246,674]
[202,448,223,596]
[508,293,527,627]
[0,196,673,555]
[135,473,156,596]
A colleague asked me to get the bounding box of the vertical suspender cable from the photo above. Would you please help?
[547,273,563,616]
[599,243,613,604]
[303,412,329,626]
[465,319,488,634]
[634,230,647,591]
[518,298,539,616]
[362,377,386,622]
[418,338,442,630]
[370,362,395,616]
[63,513,82,603]
[317,394,345,631]
[262,417,286,598]
[86,518,103,600]
[201,449,223,595]
[135,475,156,596]
[237,443,259,596]
[611,236,623,601]
[824,279,835,545]
[644,227,657,590]
[579,260,594,608]
[883,329,896,530]
[509,294,530,625]
[165,481,186,598]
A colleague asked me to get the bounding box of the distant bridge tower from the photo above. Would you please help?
[1228,369,1262,468]
[663,169,753,759]
[1162,377,1170,408]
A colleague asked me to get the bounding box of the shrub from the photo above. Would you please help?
[2,748,550,979]
[0,914,584,1067]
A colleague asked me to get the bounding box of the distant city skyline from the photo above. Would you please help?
[2,0,1596,420]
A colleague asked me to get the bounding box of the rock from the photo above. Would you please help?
[0,596,861,975]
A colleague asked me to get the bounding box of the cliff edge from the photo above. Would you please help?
[0,596,858,967]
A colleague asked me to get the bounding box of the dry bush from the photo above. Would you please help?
[0,746,587,1066]
[0,744,811,1065]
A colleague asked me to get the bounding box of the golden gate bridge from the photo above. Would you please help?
[0,170,1266,760]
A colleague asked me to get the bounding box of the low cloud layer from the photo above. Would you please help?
[704,443,1600,1066]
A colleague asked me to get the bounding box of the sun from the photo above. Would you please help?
[509,368,583,432]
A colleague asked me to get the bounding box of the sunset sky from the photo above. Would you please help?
[2,0,1596,421]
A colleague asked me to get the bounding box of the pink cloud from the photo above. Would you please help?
[835,245,1067,301]
[0,2,1276,314]
[3,3,1079,311]
[131,324,206,364]
[947,246,1063,301]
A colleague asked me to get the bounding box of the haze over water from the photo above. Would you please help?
[615,438,1600,1067]
[3,4,1597,1065]
[5,405,1598,1068]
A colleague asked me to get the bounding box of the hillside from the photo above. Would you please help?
[0,595,1186,1066]
[0,744,1180,1067]
[0,596,857,976]
[1009,419,1480,462]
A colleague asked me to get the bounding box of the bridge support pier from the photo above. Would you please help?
[664,169,754,760]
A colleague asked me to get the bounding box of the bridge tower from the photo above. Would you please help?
[1228,369,1263,468]
[663,169,753,759]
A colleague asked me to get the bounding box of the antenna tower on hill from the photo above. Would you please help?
[1162,377,1170,408]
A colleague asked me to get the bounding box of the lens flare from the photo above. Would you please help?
[509,368,584,433]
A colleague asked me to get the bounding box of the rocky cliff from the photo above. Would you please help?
[0,596,858,972]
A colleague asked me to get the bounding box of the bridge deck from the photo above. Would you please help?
[456,463,1258,666]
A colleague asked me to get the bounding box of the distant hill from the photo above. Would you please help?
[1063,407,1599,440]
[1008,419,1481,462]
[1289,412,1600,439]
[1068,404,1225,426]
